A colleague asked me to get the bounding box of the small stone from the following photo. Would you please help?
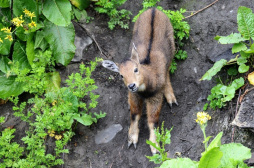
[95,124,123,144]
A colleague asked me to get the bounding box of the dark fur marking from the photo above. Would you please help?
[154,122,159,128]
[131,114,136,121]
[140,8,156,65]
[138,90,157,99]
[121,58,131,64]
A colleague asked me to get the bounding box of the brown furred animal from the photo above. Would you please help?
[102,8,177,154]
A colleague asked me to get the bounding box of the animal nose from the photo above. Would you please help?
[128,83,136,90]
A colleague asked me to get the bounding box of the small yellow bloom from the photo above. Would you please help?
[196,112,211,125]
[0,38,3,43]
[52,100,57,106]
[28,21,37,28]
[11,17,24,27]
[23,8,30,15]
[27,12,36,19]
[1,27,12,33]
[5,35,13,41]
[55,135,62,140]
[48,130,55,137]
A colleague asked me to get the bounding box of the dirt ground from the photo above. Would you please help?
[1,0,254,167]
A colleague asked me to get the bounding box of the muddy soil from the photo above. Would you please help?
[1,0,254,168]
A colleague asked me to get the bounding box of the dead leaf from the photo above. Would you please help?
[0,99,8,105]
[248,71,254,86]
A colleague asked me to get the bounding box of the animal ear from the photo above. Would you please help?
[131,43,140,64]
[102,60,119,73]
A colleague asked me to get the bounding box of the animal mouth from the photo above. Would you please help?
[129,87,138,93]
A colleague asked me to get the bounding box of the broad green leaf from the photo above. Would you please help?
[222,86,235,102]
[219,143,251,168]
[70,0,90,10]
[0,0,10,8]
[203,136,212,145]
[0,76,24,99]
[237,57,247,65]
[0,23,12,55]
[237,6,254,40]
[207,132,222,151]
[227,66,238,76]
[26,33,35,66]
[200,59,227,81]
[13,0,37,19]
[199,147,222,168]
[62,88,79,112]
[15,26,27,41]
[42,0,72,26]
[232,43,247,53]
[244,44,254,53]
[240,51,251,58]
[0,56,11,73]
[73,7,88,22]
[0,8,11,27]
[94,112,107,119]
[74,114,94,126]
[43,21,76,66]
[13,41,31,70]
[45,71,61,93]
[160,158,198,168]
[34,31,48,51]
[231,77,244,90]
[238,64,249,73]
[215,33,246,44]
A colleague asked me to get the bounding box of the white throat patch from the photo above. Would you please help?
[138,83,146,91]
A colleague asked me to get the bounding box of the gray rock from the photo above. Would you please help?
[72,35,93,62]
[95,124,123,144]
[232,90,254,131]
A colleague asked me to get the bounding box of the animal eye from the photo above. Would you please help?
[120,75,123,78]
[134,68,138,73]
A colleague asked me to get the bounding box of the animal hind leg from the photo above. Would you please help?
[164,71,177,107]
[146,93,163,154]
[128,92,143,149]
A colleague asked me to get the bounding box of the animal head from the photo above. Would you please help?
[102,44,145,93]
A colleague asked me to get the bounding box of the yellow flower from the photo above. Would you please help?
[28,21,37,28]
[0,38,3,43]
[5,35,13,41]
[23,8,30,15]
[52,100,57,106]
[196,112,211,125]
[48,130,55,137]
[1,27,12,33]
[11,17,24,27]
[27,12,36,19]
[55,135,62,140]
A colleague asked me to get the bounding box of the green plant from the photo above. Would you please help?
[146,122,172,164]
[93,0,132,30]
[0,0,94,99]
[0,60,105,167]
[133,0,190,73]
[201,6,254,110]
[147,112,252,168]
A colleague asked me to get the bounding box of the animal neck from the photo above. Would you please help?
[138,65,154,92]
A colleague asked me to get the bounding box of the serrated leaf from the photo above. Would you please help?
[0,76,24,99]
[146,154,162,164]
[199,147,222,168]
[237,6,254,40]
[160,158,198,168]
[43,21,76,66]
[238,63,249,73]
[13,41,31,70]
[232,43,247,53]
[219,143,251,168]
[45,71,61,93]
[74,114,94,126]
[200,59,227,81]
[42,0,72,26]
[240,51,251,58]
[248,71,254,86]
[216,33,246,44]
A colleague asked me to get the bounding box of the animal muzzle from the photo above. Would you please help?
[128,83,138,92]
